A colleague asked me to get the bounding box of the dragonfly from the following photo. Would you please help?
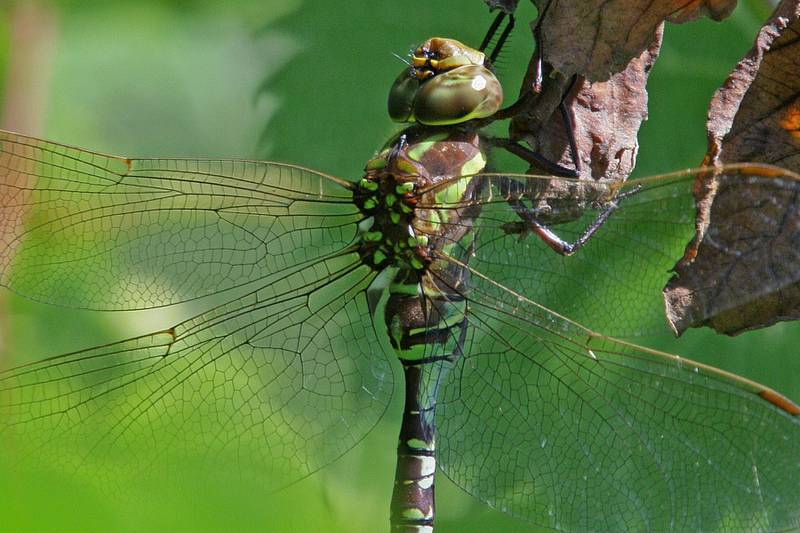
[1,29,800,533]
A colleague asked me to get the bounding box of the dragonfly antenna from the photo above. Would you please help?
[392,52,411,67]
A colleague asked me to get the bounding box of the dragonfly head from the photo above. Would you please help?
[388,37,503,126]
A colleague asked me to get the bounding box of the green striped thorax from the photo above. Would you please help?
[356,38,495,278]
[356,128,487,277]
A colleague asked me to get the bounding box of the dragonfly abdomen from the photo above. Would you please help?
[386,284,468,532]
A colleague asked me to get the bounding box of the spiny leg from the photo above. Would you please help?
[479,11,506,53]
[504,185,643,256]
[479,11,515,62]
[489,14,515,64]
[558,75,582,174]
[531,0,554,93]
[490,78,582,176]
[487,85,583,178]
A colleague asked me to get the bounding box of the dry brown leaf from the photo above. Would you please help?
[664,0,800,335]
[501,0,738,195]
[529,0,738,81]
[512,28,662,189]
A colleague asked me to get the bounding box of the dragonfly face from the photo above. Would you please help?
[1,27,800,533]
[388,37,502,125]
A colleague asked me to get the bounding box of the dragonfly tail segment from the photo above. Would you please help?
[386,278,467,532]
[390,362,437,533]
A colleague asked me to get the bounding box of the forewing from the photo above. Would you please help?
[0,252,393,498]
[433,254,800,531]
[0,130,359,310]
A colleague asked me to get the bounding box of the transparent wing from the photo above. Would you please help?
[0,252,393,497]
[414,166,800,530]
[416,166,800,337]
[0,129,359,310]
[433,252,800,532]
[0,129,392,502]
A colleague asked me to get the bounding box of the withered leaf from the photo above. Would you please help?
[530,0,738,81]
[506,0,737,197]
[510,27,662,190]
[664,0,800,336]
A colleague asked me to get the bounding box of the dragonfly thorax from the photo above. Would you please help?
[356,164,426,273]
[356,127,487,276]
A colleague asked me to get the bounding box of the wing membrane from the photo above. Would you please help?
[416,166,800,336]
[0,251,393,496]
[432,252,800,531]
[0,130,360,310]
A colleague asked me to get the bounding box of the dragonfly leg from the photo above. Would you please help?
[528,0,559,93]
[531,11,544,93]
[479,12,505,53]
[489,14,514,64]
[479,12,515,65]
[488,72,582,178]
[486,2,583,178]
[559,75,582,173]
[505,185,642,256]
[490,3,554,120]
[489,137,579,177]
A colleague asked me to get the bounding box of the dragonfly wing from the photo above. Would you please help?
[418,167,800,337]
[0,130,359,310]
[0,252,393,497]
[433,253,800,531]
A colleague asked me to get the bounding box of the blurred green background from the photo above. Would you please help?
[0,0,798,532]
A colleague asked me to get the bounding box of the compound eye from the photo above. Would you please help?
[387,69,421,123]
[389,38,503,125]
[413,65,503,126]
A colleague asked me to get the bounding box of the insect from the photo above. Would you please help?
[1,9,799,533]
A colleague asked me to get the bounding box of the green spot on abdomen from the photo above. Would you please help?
[407,438,434,451]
